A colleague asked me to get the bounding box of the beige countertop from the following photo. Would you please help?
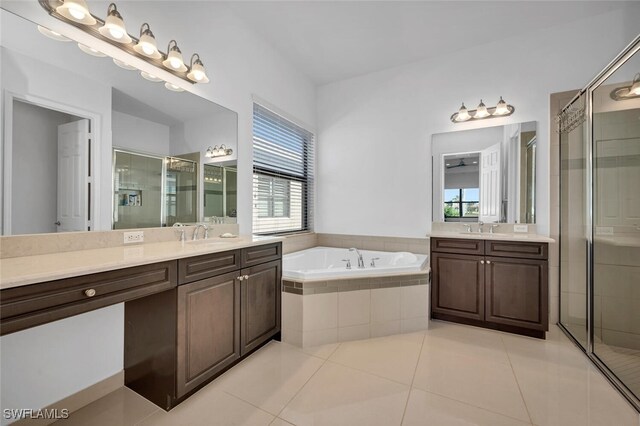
[0,235,282,290]
[427,231,555,243]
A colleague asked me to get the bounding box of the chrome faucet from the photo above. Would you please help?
[478,221,485,233]
[172,222,186,242]
[464,224,472,233]
[489,224,500,234]
[192,223,208,240]
[349,248,365,268]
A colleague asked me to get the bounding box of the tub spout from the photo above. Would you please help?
[349,248,365,268]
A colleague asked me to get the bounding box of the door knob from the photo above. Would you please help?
[54,221,61,226]
[480,260,485,264]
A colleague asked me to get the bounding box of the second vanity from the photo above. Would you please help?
[428,229,552,339]
[0,237,282,410]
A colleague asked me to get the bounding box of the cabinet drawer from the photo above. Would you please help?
[431,238,484,255]
[241,243,282,267]
[178,250,241,284]
[485,240,548,260]
[1,261,177,336]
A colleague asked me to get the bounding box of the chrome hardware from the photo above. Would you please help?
[243,275,249,280]
[84,289,96,297]
[341,259,352,269]
[486,260,491,264]
[173,222,186,242]
[370,257,380,267]
[237,276,244,281]
[192,223,208,240]
[349,248,365,268]
[489,224,499,234]
[464,224,472,233]
[54,221,61,226]
[480,260,485,264]
[478,221,485,233]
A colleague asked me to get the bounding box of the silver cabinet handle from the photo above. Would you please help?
[480,260,485,264]
[243,275,249,280]
[237,276,244,281]
[84,289,96,297]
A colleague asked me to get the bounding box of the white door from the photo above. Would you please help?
[57,119,89,232]
[480,143,501,223]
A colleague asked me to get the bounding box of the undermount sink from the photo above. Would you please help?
[185,239,230,245]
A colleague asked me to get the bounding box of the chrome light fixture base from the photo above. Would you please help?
[206,145,233,158]
[450,97,515,123]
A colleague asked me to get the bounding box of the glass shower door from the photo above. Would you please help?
[591,53,640,401]
[559,94,589,349]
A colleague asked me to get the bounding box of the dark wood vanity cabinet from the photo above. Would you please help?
[431,238,548,338]
[124,242,282,410]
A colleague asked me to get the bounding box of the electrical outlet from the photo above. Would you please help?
[513,224,528,233]
[124,231,144,244]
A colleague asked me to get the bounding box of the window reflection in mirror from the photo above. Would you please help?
[432,121,537,224]
[203,163,237,223]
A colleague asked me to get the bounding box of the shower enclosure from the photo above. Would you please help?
[559,35,640,411]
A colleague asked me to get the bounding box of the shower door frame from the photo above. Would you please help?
[558,34,640,412]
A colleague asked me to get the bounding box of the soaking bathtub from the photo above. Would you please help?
[283,246,429,281]
[281,246,430,347]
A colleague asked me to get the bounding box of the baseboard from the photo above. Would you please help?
[13,371,124,425]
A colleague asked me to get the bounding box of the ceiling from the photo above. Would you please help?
[226,1,631,85]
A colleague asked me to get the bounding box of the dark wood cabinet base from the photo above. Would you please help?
[431,313,546,339]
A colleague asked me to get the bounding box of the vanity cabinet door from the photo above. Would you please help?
[431,252,485,321]
[240,260,281,355]
[176,271,241,398]
[485,256,548,331]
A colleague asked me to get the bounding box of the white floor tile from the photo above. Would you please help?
[280,362,410,426]
[402,388,531,426]
[214,342,324,415]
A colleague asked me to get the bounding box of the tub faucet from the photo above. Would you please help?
[349,248,365,268]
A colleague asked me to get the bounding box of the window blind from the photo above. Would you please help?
[252,103,314,234]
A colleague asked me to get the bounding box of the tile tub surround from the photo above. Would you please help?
[282,275,430,347]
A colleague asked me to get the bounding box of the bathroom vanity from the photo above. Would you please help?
[430,235,549,338]
[0,239,282,410]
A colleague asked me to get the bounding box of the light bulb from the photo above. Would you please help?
[475,100,490,118]
[494,96,509,115]
[56,0,96,25]
[68,6,86,20]
[170,58,181,69]
[133,25,162,59]
[187,54,210,83]
[109,27,124,40]
[162,41,187,72]
[98,4,132,44]
[455,103,470,122]
[142,43,155,55]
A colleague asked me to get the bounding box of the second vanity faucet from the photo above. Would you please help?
[349,248,365,268]
[192,223,209,240]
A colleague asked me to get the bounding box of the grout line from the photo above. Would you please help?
[400,330,427,425]
[501,334,535,425]
[273,343,337,420]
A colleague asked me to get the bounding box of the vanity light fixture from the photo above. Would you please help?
[164,82,185,92]
[610,73,640,100]
[37,25,71,42]
[55,0,96,25]
[206,145,233,158]
[39,0,212,88]
[450,97,515,123]
[163,40,188,72]
[113,58,137,70]
[78,43,107,57]
[187,54,210,83]
[141,71,163,82]
[98,3,132,44]
[133,23,161,59]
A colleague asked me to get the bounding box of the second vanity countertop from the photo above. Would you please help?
[0,235,282,290]
[427,231,555,243]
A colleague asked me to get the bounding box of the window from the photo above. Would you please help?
[444,188,479,218]
[252,103,314,234]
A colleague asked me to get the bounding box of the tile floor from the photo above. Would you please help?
[54,321,640,426]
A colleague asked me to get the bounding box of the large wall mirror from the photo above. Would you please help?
[431,121,537,224]
[1,8,238,235]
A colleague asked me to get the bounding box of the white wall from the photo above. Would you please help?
[11,101,78,235]
[112,111,171,156]
[316,4,640,237]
